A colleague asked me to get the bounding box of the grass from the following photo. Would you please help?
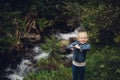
[24,46,120,80]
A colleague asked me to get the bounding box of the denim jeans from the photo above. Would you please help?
[72,64,86,80]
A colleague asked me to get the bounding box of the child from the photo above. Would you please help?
[67,31,90,80]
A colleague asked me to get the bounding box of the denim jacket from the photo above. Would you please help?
[67,41,90,63]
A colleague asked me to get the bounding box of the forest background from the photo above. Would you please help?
[0,0,120,80]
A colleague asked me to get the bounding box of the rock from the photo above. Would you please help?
[58,40,69,53]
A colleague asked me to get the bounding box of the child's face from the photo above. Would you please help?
[78,32,88,44]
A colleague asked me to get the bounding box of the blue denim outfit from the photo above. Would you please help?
[72,65,85,80]
[67,41,90,80]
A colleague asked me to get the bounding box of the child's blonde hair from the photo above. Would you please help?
[78,31,88,38]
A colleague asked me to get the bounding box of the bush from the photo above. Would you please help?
[24,46,120,80]
[24,58,72,80]
[86,46,120,80]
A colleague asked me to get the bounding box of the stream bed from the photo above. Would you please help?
[0,27,79,80]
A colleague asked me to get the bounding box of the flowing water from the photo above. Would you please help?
[55,27,79,40]
[4,46,49,80]
[1,27,80,80]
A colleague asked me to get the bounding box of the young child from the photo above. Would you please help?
[67,31,90,80]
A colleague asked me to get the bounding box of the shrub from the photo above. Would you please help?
[86,46,120,80]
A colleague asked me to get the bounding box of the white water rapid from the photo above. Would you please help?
[6,46,49,80]
[55,27,80,40]
[4,27,80,80]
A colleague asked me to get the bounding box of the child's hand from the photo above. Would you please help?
[74,44,80,49]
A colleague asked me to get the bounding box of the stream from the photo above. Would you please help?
[0,27,80,80]
[2,46,49,80]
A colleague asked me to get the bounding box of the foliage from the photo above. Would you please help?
[24,66,72,80]
[24,57,72,80]
[0,0,120,52]
[0,36,15,51]
[86,46,120,80]
[0,1,119,80]
[65,2,120,44]
[81,4,119,44]
[36,18,52,30]
[0,13,19,52]
[24,46,120,80]
[40,34,61,56]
